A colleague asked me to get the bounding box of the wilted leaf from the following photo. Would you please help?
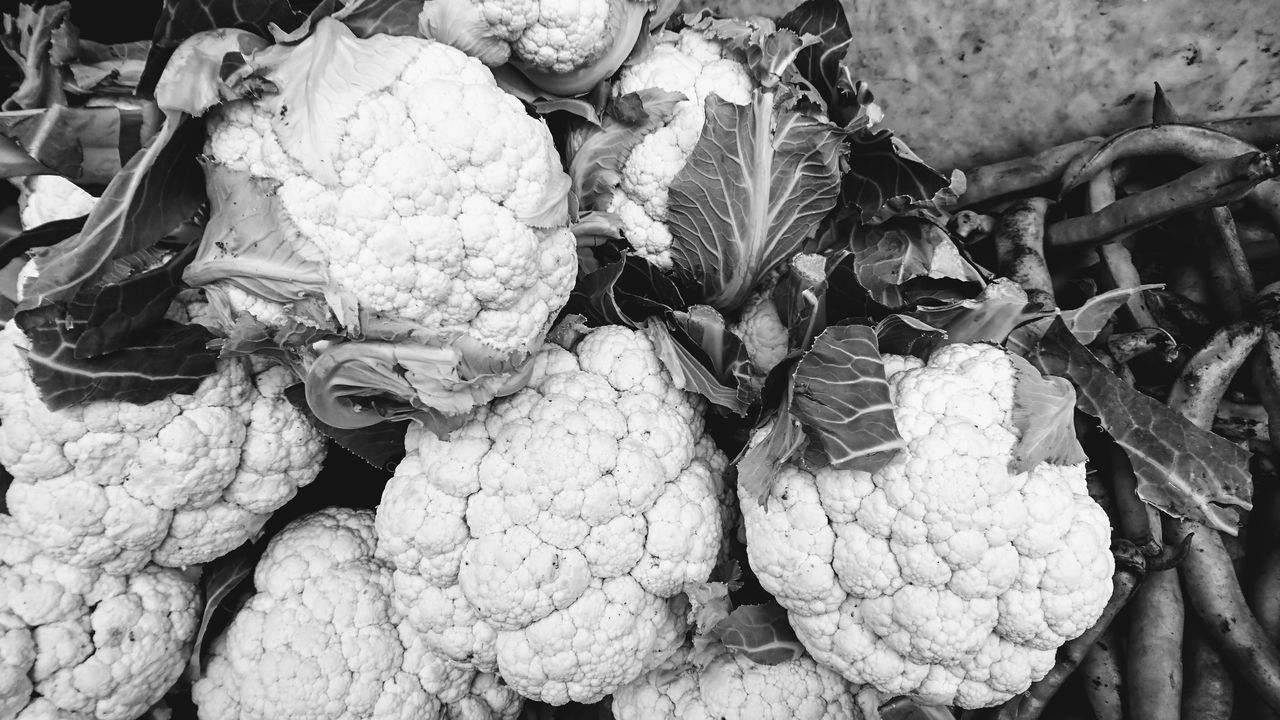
[791,324,903,472]
[283,383,408,471]
[1008,353,1087,472]
[711,602,806,665]
[849,216,984,308]
[1030,320,1252,534]
[666,93,842,312]
[843,130,950,222]
[22,116,206,309]
[13,305,218,410]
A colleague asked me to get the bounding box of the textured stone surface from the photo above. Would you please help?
[679,0,1280,172]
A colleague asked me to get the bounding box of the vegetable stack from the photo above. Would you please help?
[0,1,1277,720]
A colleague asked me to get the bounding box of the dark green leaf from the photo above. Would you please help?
[880,697,958,720]
[711,602,806,665]
[666,93,842,312]
[0,105,159,184]
[849,216,984,308]
[0,133,54,178]
[791,324,903,472]
[74,240,201,358]
[0,463,11,514]
[843,130,950,222]
[1029,319,1251,534]
[13,305,218,410]
[776,0,857,123]
[20,116,207,309]
[568,250,687,328]
[874,314,946,358]
[0,215,86,269]
[283,383,408,472]
[645,307,753,414]
[187,541,258,679]
[771,253,829,353]
[335,0,424,37]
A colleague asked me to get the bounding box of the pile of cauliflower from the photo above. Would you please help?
[0,8,1120,720]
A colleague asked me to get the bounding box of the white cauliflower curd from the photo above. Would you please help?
[194,508,522,720]
[375,326,729,705]
[0,514,198,720]
[740,343,1114,708]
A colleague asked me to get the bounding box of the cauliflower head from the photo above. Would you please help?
[0,514,198,720]
[188,19,576,422]
[193,508,522,720]
[0,295,326,574]
[740,343,1114,708]
[418,0,669,95]
[603,29,753,268]
[375,326,728,704]
[612,644,859,720]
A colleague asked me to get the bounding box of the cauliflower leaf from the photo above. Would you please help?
[666,90,842,312]
[709,602,806,666]
[13,303,217,409]
[848,214,986,309]
[20,116,206,309]
[1030,319,1252,533]
[791,324,903,473]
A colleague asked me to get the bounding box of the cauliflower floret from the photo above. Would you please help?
[418,0,666,95]
[732,293,788,374]
[612,645,860,720]
[17,176,96,229]
[199,20,575,361]
[604,29,754,268]
[193,508,522,720]
[376,326,728,704]
[0,514,198,720]
[0,296,326,573]
[740,343,1113,708]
